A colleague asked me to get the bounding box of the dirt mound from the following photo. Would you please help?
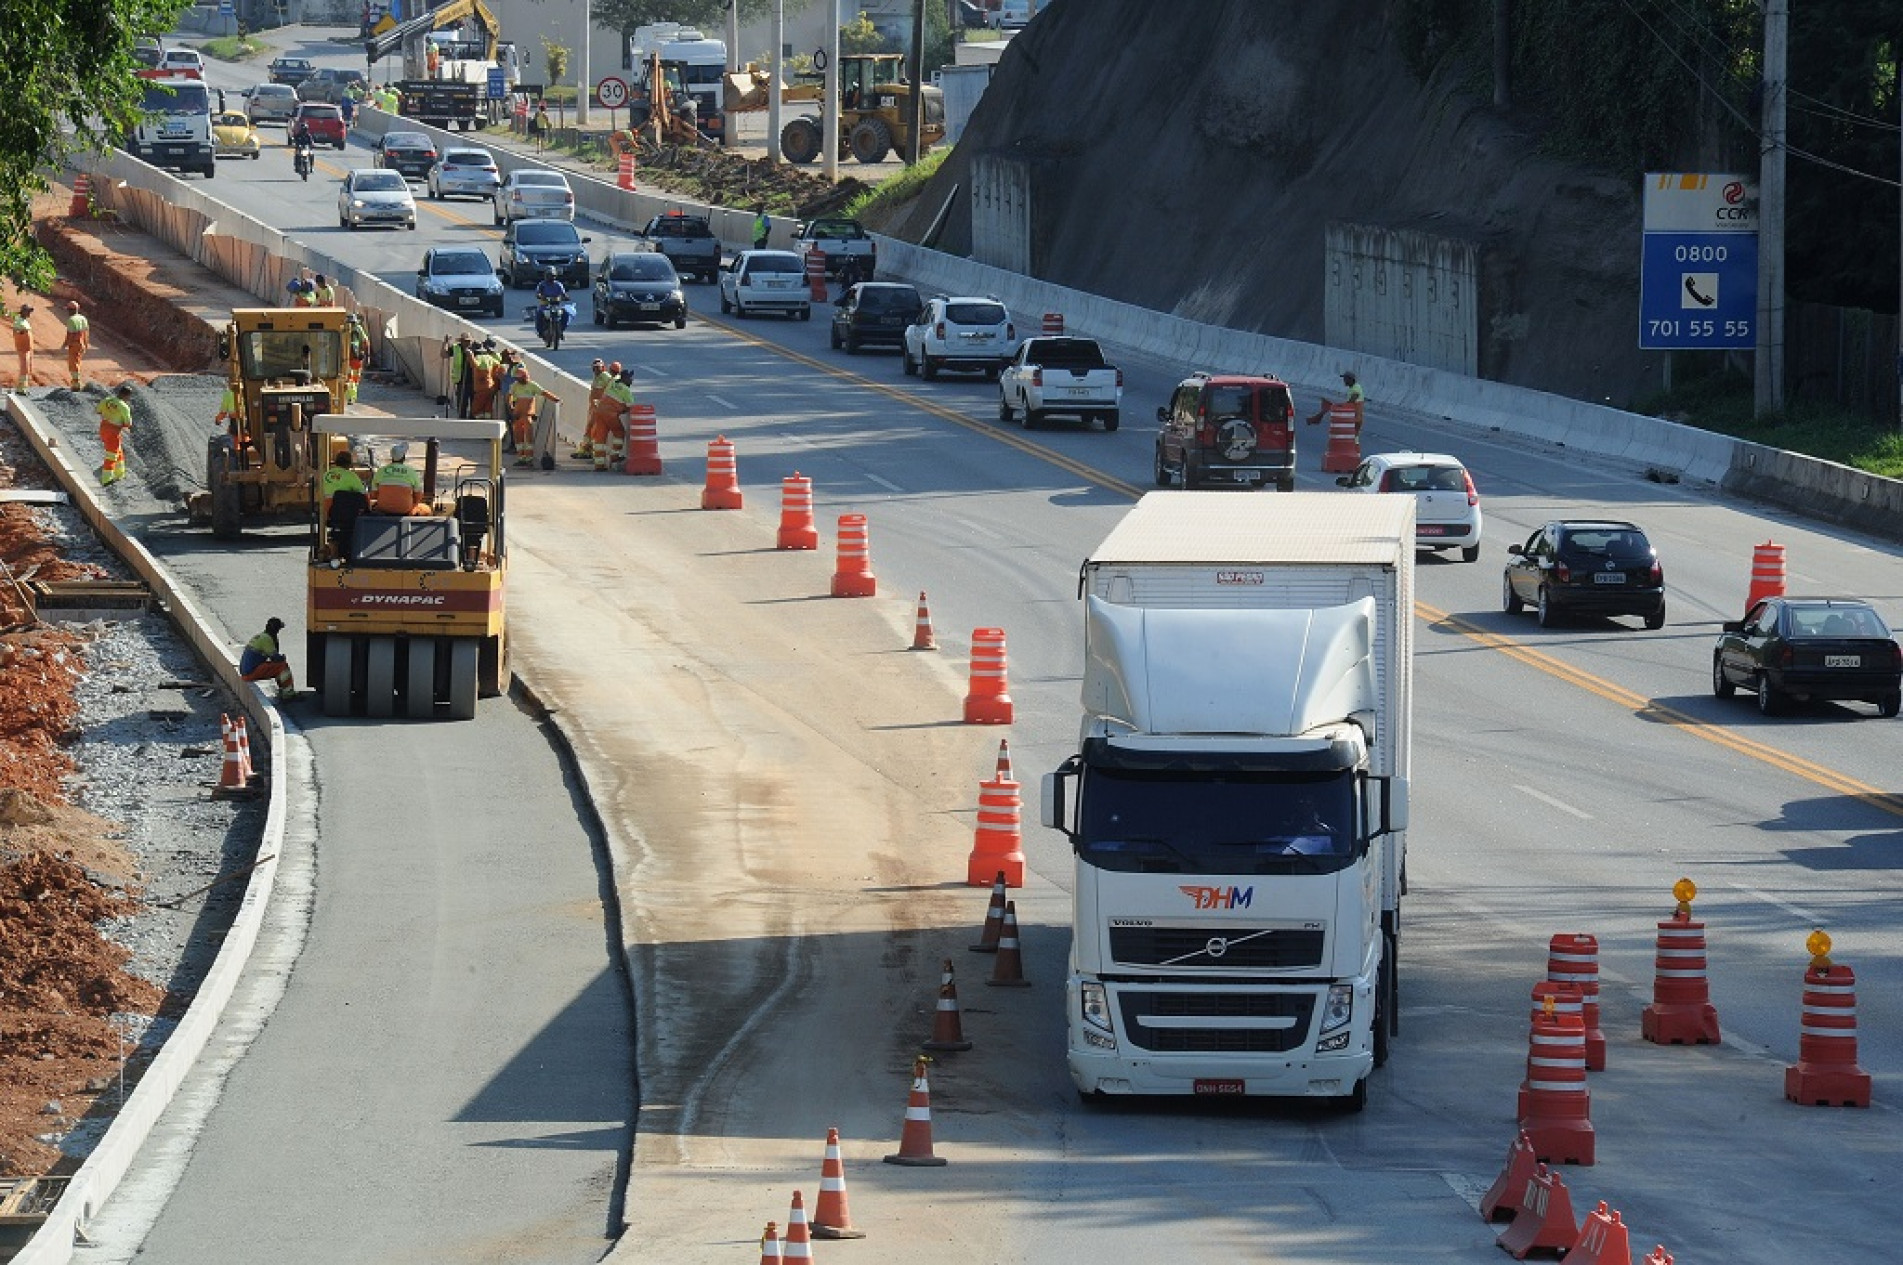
[628,141,871,218]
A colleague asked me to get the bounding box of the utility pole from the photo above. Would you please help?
[1493,0,1510,109]
[577,0,592,128]
[726,0,739,72]
[822,0,839,182]
[768,0,783,163]
[1754,0,1787,418]
[907,0,926,165]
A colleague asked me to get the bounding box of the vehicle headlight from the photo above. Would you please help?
[1079,981,1114,1035]
[350,199,366,209]
[1316,983,1354,1051]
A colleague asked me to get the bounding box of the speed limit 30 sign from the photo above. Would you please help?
[596,77,628,110]
[1639,173,1759,351]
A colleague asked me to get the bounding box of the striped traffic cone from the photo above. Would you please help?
[970,872,1008,949]
[776,473,818,550]
[758,1222,782,1264]
[809,1126,865,1239]
[910,591,937,651]
[234,715,256,783]
[781,1191,814,1260]
[923,961,972,1052]
[986,901,1030,987]
[962,627,1013,723]
[966,742,1026,887]
[212,723,248,796]
[830,514,876,597]
[700,435,743,509]
[883,1056,948,1167]
[1641,880,1720,1046]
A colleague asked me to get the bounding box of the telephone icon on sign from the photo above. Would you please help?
[1683,274,1717,308]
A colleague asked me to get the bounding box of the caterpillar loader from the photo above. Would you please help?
[305,416,510,721]
[779,53,944,164]
[202,308,350,540]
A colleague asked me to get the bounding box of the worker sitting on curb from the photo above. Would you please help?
[369,441,425,514]
[239,617,300,700]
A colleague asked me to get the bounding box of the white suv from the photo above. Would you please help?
[902,295,1016,380]
[1337,451,1484,561]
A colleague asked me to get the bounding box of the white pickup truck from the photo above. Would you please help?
[997,335,1123,431]
[793,217,877,277]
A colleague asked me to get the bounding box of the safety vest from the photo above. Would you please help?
[371,461,422,492]
[245,631,279,658]
[96,396,131,433]
[216,387,238,419]
[320,466,365,499]
[12,314,30,350]
[348,326,368,364]
[65,313,89,344]
[604,379,635,408]
[315,285,337,306]
[508,379,547,407]
[449,342,467,379]
[1344,383,1365,405]
[589,369,611,404]
[753,213,769,240]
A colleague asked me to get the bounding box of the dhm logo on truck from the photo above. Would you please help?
[1180,885,1253,909]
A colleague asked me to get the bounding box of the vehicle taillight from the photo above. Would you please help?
[1115,369,1124,387]
[934,322,945,339]
[1464,470,1479,506]
[1886,642,1902,669]
[1377,472,1393,492]
[1031,369,1043,387]
[1005,322,1015,340]
[1778,644,1795,667]
[563,192,574,204]
[1649,561,1663,585]
[1554,562,1572,583]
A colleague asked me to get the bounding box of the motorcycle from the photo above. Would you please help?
[531,298,575,350]
[293,142,314,181]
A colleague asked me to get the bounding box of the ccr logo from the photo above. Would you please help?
[1722,181,1746,205]
[1179,885,1253,910]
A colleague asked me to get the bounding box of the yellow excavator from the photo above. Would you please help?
[778,53,945,164]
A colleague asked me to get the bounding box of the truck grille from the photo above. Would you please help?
[1118,991,1315,1053]
[1108,926,1323,969]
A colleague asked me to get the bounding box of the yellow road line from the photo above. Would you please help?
[1418,601,1903,818]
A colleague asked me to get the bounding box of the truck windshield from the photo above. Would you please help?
[239,331,343,381]
[1076,768,1358,875]
[140,82,210,115]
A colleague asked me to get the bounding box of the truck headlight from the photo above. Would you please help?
[1079,981,1113,1035]
[1316,983,1354,1051]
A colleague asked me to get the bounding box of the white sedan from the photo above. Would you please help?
[337,169,418,232]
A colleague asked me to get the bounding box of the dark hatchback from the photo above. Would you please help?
[375,131,439,179]
[498,218,592,287]
[830,282,922,353]
[1713,597,1901,717]
[592,252,687,329]
[1502,519,1665,629]
[268,56,315,87]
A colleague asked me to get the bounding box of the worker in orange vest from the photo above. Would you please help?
[10,303,33,391]
[505,364,559,468]
[63,301,90,389]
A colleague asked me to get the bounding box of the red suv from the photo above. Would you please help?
[292,103,346,150]
[1153,373,1297,491]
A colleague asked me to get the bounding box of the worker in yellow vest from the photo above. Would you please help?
[63,301,90,389]
[96,383,133,484]
[10,303,33,391]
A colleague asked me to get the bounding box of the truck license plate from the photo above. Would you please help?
[1825,654,1861,667]
[1194,1079,1245,1095]
[1061,387,1095,397]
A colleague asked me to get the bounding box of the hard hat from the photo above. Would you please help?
[591,358,604,369]
[391,442,410,462]
[67,300,80,311]
[608,361,622,375]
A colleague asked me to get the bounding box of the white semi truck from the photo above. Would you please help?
[1042,492,1415,1110]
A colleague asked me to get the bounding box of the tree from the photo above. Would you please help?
[541,35,571,89]
[0,0,195,291]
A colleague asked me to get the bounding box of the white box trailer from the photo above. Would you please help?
[1044,492,1415,1109]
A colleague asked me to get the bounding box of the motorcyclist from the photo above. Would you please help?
[290,117,314,177]
[533,268,569,342]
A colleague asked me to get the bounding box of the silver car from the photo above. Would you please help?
[426,147,501,201]
[492,169,573,225]
[243,83,299,126]
[337,168,418,232]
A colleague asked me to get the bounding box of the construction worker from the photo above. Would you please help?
[1308,371,1366,432]
[444,334,473,417]
[574,357,609,460]
[63,301,89,389]
[96,383,133,484]
[10,303,32,391]
[239,616,300,699]
[213,381,239,433]
[599,366,636,471]
[494,347,521,424]
[320,447,365,516]
[293,279,318,308]
[752,206,771,250]
[345,313,368,404]
[369,441,424,513]
[506,364,559,468]
[313,273,338,307]
[469,340,502,417]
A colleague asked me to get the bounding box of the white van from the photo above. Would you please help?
[992,0,1033,29]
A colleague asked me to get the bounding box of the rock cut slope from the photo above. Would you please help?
[891,0,1651,406]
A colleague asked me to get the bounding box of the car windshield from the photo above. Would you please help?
[944,301,1006,325]
[857,287,920,312]
[215,113,249,127]
[1385,464,1468,492]
[746,255,801,274]
[355,172,408,192]
[253,86,292,99]
[386,134,430,148]
[444,150,492,166]
[1788,605,1889,638]
[1077,769,1359,875]
[515,222,580,245]
[1562,528,1649,556]
[431,253,490,276]
[608,257,674,282]
[652,218,711,237]
[302,106,340,120]
[514,172,567,188]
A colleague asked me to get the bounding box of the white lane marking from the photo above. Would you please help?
[704,393,734,409]
[1724,881,1821,924]
[866,473,903,493]
[1513,784,1593,820]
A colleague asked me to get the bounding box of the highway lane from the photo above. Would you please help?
[154,41,1903,1261]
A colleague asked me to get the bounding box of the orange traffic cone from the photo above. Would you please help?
[986,900,1030,987]
[923,961,972,1052]
[970,871,1007,949]
[1040,311,1064,336]
[1744,540,1786,613]
[68,173,92,219]
[1565,1201,1634,1265]
[1495,1163,1579,1260]
[234,715,256,783]
[781,1190,814,1260]
[1641,881,1721,1046]
[1642,1247,1675,1265]
[212,724,248,797]
[883,1056,948,1167]
[809,1126,866,1239]
[962,627,1014,724]
[966,742,1026,887]
[758,1222,782,1264]
[621,402,662,475]
[700,435,743,510]
[1480,1131,1541,1222]
[777,473,818,550]
[910,591,937,651]
[1785,932,1872,1107]
[830,513,876,597]
[1321,400,1362,473]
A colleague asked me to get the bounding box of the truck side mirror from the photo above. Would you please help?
[1155,406,1168,424]
[1363,775,1409,838]
[1039,771,1065,831]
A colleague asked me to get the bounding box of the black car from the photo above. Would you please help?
[268,56,315,87]
[375,131,439,180]
[1502,520,1665,629]
[415,246,505,317]
[1713,597,1902,717]
[830,282,922,353]
[297,68,367,103]
[498,218,592,288]
[592,252,687,330]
